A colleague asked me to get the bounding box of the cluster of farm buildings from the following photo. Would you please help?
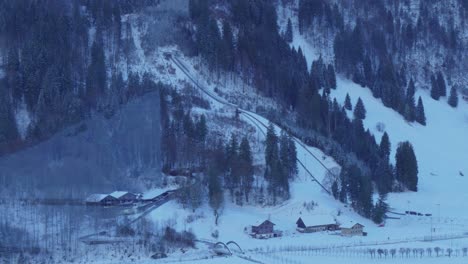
[246,216,366,239]
[85,190,174,206]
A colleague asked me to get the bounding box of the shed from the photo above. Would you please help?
[296,215,339,233]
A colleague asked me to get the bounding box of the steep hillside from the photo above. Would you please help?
[279,1,468,218]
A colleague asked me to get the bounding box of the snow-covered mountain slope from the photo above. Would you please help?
[131,4,468,261]
[137,44,468,258]
[329,78,468,218]
[278,0,468,226]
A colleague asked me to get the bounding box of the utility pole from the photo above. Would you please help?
[430,216,433,241]
[450,219,454,249]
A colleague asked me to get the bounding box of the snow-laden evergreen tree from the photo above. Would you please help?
[265,122,278,175]
[86,31,106,107]
[405,78,416,121]
[395,141,418,191]
[327,64,337,89]
[353,97,366,119]
[344,93,352,110]
[416,96,426,126]
[430,75,440,100]
[332,180,339,199]
[208,165,223,225]
[372,194,389,224]
[437,72,447,97]
[279,131,297,179]
[448,86,458,108]
[239,136,254,202]
[226,134,240,198]
[379,132,391,159]
[221,21,235,71]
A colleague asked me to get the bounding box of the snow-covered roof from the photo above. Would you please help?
[260,220,275,226]
[110,191,131,199]
[342,222,365,229]
[297,214,336,227]
[86,194,108,203]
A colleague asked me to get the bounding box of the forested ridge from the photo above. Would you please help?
[187,0,426,221]
[1,0,461,223]
[0,0,161,154]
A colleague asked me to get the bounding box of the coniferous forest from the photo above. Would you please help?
[0,0,466,234]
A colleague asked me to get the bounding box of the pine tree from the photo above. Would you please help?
[226,134,240,198]
[379,132,391,159]
[395,141,418,191]
[284,18,293,43]
[327,64,337,89]
[344,93,352,110]
[195,114,207,143]
[221,21,235,71]
[239,136,254,202]
[405,78,416,121]
[372,194,389,224]
[430,75,440,100]
[0,84,19,145]
[279,131,297,179]
[416,96,426,125]
[354,97,366,119]
[86,32,106,107]
[331,180,338,200]
[374,160,394,195]
[265,122,279,172]
[448,86,458,108]
[437,72,446,97]
[208,166,223,225]
[288,134,298,176]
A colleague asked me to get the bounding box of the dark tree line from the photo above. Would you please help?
[297,0,466,125]
[264,123,297,203]
[0,0,162,154]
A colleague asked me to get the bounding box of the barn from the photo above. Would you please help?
[252,220,275,235]
[295,216,339,233]
[248,220,282,239]
[85,194,118,206]
[110,191,139,204]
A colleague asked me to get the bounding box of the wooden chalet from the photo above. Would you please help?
[341,223,365,236]
[252,220,275,235]
[248,220,282,239]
